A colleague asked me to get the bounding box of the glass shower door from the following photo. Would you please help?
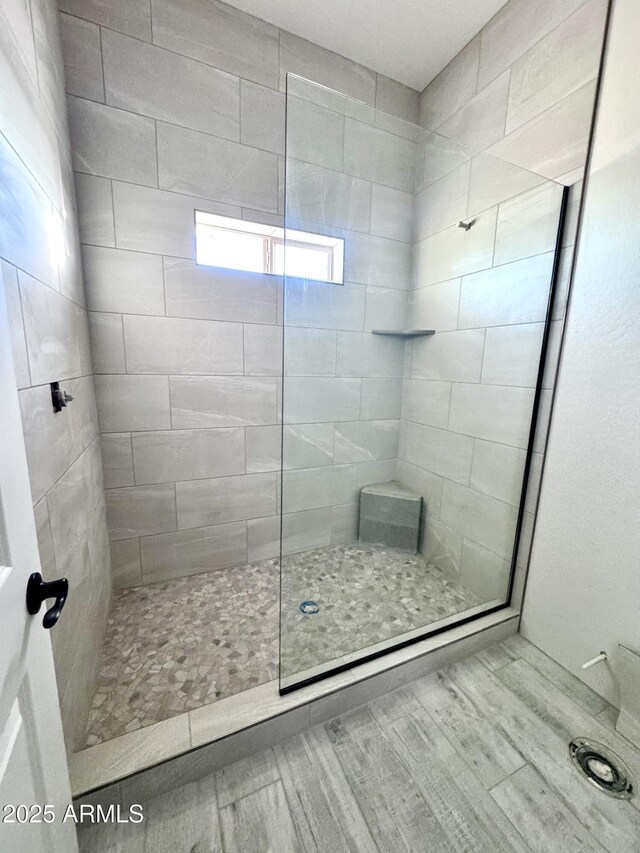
[280,73,566,691]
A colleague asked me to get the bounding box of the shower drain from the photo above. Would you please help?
[299,600,320,615]
[569,738,634,799]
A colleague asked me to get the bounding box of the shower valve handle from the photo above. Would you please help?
[26,572,69,629]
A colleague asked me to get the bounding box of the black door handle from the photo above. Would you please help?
[26,572,69,629]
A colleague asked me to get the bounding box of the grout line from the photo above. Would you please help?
[488,762,528,793]
[98,24,107,104]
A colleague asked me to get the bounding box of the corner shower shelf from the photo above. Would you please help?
[371,329,436,338]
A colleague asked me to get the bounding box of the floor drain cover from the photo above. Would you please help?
[299,600,320,615]
[569,738,634,799]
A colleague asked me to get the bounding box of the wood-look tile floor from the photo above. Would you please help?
[78,635,640,853]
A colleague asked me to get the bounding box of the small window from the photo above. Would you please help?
[195,212,344,284]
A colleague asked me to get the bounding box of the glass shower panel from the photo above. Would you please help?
[280,73,565,691]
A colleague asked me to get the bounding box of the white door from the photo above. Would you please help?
[0,270,78,851]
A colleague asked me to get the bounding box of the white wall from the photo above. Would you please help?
[521,0,640,707]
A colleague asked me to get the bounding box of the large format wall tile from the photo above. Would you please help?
[423,516,463,575]
[506,0,607,134]
[410,329,484,383]
[284,280,366,332]
[283,378,361,424]
[493,182,563,266]
[477,0,588,90]
[282,424,334,470]
[337,332,405,378]
[410,279,461,332]
[440,480,518,562]
[2,260,30,388]
[157,122,278,212]
[131,428,245,484]
[360,379,403,420]
[240,81,285,155]
[411,0,602,595]
[88,312,126,374]
[488,82,597,180]
[0,134,61,287]
[467,153,544,216]
[244,324,282,376]
[404,422,473,485]
[281,507,332,555]
[106,482,176,540]
[102,30,239,140]
[74,173,115,247]
[417,207,497,286]
[83,246,165,316]
[370,184,415,243]
[94,374,171,432]
[176,472,277,529]
[68,96,157,186]
[449,383,535,449]
[246,425,281,473]
[247,514,280,562]
[364,286,408,332]
[458,252,554,329]
[437,72,510,152]
[151,0,279,89]
[375,74,419,123]
[170,376,278,429]
[139,521,247,582]
[164,259,279,325]
[402,379,451,430]
[420,37,480,131]
[59,14,104,102]
[286,159,371,233]
[109,538,142,589]
[344,233,413,289]
[112,182,240,258]
[343,119,416,193]
[279,30,376,106]
[20,377,99,503]
[334,420,400,464]
[286,96,344,171]
[418,133,474,190]
[284,327,337,376]
[282,464,357,513]
[47,440,104,570]
[123,315,244,375]
[415,160,470,240]
[100,433,134,489]
[19,272,91,384]
[481,323,544,387]
[459,538,511,600]
[59,0,152,40]
[470,439,526,507]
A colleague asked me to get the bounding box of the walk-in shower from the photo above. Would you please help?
[279,74,567,691]
[82,74,569,747]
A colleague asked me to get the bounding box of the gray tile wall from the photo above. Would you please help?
[1,0,111,751]
[60,0,419,584]
[404,0,607,600]
[281,77,419,555]
[419,0,607,183]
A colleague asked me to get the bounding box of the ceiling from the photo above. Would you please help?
[223,0,509,91]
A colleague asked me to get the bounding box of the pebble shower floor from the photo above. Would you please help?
[85,544,480,746]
